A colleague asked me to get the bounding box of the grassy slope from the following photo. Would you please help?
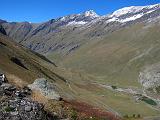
[62,21,160,87]
[53,67,160,117]
[47,21,160,117]
[0,33,72,92]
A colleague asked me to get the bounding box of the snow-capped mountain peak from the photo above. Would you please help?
[105,3,160,23]
[53,3,160,27]
[110,3,160,17]
[110,6,144,17]
[58,10,100,26]
[83,10,99,18]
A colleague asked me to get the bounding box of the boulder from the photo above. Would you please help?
[28,78,60,100]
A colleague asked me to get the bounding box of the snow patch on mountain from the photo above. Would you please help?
[67,21,87,26]
[121,13,144,22]
[146,9,156,14]
[110,4,160,17]
[60,15,77,22]
[58,10,99,26]
[56,3,160,27]
[106,3,160,23]
[107,13,144,23]
[110,6,144,17]
[107,17,119,22]
[60,17,66,21]
[83,10,99,18]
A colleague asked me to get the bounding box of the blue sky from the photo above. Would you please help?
[1,0,160,23]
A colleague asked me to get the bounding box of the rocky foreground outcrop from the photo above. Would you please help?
[0,74,59,120]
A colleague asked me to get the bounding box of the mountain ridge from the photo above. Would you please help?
[1,3,160,59]
[1,3,160,23]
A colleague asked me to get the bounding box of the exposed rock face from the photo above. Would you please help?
[0,97,52,120]
[139,63,160,93]
[0,25,6,35]
[0,74,57,120]
[28,78,60,100]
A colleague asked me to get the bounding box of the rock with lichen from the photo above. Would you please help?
[28,78,60,100]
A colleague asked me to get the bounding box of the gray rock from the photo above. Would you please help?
[28,78,60,100]
[10,111,19,116]
[24,105,32,112]
[2,83,15,90]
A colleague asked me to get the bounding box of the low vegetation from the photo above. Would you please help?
[111,85,118,89]
[123,114,141,120]
[140,96,157,106]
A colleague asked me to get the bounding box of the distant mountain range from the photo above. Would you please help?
[0,4,159,57]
